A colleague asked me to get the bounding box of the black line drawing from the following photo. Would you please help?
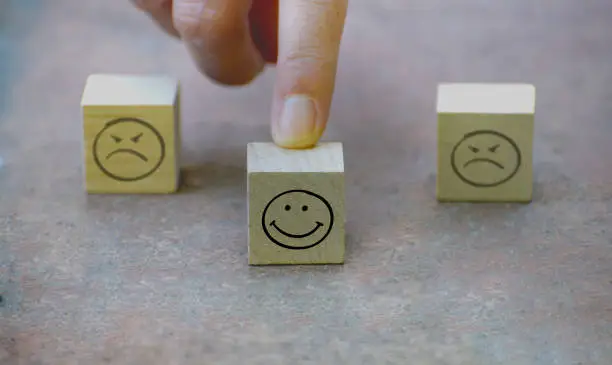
[450,129,521,188]
[261,189,334,250]
[92,117,165,182]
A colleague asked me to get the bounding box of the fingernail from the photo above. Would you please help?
[275,95,318,148]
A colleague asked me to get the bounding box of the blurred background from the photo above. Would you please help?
[0,0,611,364]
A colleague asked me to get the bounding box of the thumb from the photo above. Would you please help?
[271,0,348,149]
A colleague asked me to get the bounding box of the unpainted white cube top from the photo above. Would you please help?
[81,74,178,107]
[437,83,535,114]
[247,142,344,173]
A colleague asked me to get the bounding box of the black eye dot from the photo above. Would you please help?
[302,205,308,211]
[284,205,291,211]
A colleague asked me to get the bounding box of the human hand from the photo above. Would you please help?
[131,0,348,149]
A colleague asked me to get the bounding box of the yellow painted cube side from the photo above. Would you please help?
[247,172,345,265]
[82,104,180,194]
[437,113,534,202]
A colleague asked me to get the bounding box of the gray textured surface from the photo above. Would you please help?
[1,0,612,364]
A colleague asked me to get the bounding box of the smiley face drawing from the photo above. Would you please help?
[261,189,334,250]
[92,117,165,182]
[450,129,521,188]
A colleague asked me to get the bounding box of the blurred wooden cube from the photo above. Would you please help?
[81,74,181,193]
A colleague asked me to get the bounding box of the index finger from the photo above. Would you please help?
[271,0,348,149]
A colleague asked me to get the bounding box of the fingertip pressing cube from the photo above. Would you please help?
[81,74,181,194]
[436,83,536,202]
[247,142,345,265]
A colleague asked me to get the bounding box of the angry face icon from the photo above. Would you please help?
[92,117,165,182]
[450,129,522,187]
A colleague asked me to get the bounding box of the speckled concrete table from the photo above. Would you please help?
[1,1,612,364]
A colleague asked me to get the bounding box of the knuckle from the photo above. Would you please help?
[175,13,246,47]
[173,0,247,41]
[172,1,202,34]
[283,48,333,70]
[172,15,201,39]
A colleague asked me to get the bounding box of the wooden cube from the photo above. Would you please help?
[247,142,345,265]
[80,74,181,193]
[436,83,536,202]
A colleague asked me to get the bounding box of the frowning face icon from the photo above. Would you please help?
[450,130,521,187]
[92,117,165,181]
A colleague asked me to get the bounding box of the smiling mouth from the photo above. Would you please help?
[463,158,504,169]
[106,149,148,162]
[270,220,323,238]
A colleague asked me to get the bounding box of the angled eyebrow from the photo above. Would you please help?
[130,133,143,143]
[468,145,479,153]
[110,134,122,143]
[488,144,500,152]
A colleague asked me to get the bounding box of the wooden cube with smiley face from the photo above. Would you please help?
[247,142,345,265]
[436,83,536,202]
[81,74,181,194]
